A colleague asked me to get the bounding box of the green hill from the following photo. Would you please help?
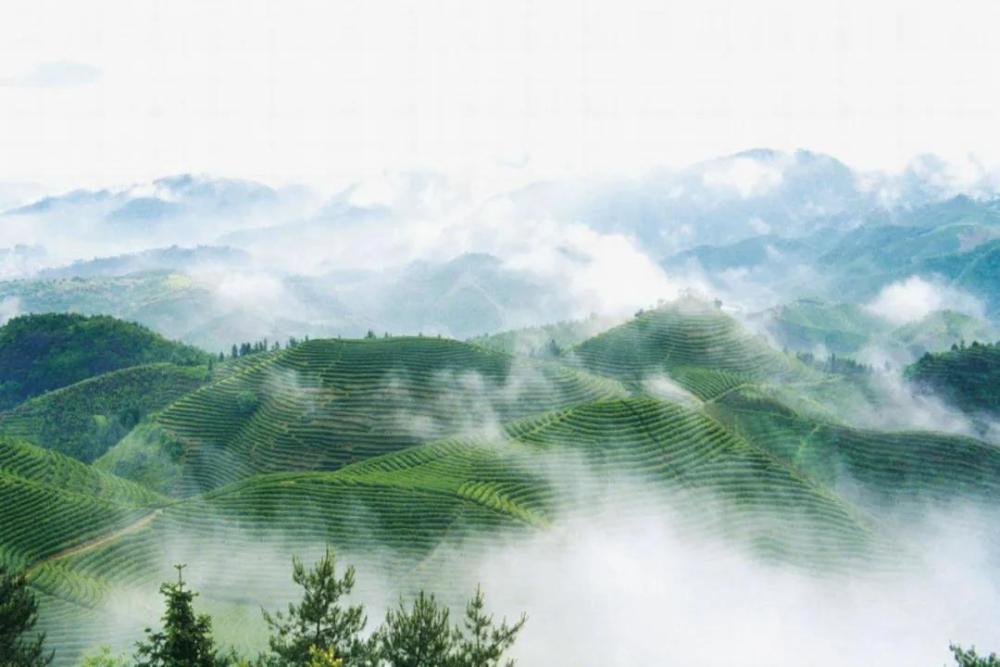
[0,437,163,573]
[0,363,207,462]
[890,310,997,358]
[3,320,999,666]
[758,299,890,355]
[905,342,1000,416]
[26,396,884,662]
[468,314,619,356]
[0,313,207,410]
[573,299,815,399]
[143,336,626,495]
[706,386,1000,508]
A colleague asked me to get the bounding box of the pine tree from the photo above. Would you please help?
[134,565,226,667]
[452,587,525,667]
[263,548,370,666]
[0,566,52,667]
[951,644,1000,667]
[376,592,452,667]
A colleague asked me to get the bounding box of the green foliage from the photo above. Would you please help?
[307,646,343,667]
[0,437,163,574]
[450,587,525,667]
[906,342,1000,415]
[156,336,625,494]
[377,592,452,667]
[78,646,129,667]
[375,587,524,667]
[0,313,208,410]
[951,644,1000,667]
[134,565,228,667]
[0,566,52,667]
[262,548,369,667]
[0,363,205,463]
[95,423,187,495]
[234,391,259,416]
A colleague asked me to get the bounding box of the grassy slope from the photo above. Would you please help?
[0,312,207,410]
[0,363,206,462]
[0,437,163,573]
[9,310,1000,665]
[153,336,627,495]
[572,299,818,400]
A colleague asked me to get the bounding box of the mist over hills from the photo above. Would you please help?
[1,149,998,356]
[2,150,1000,665]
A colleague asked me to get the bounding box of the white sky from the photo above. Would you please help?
[1,0,1000,191]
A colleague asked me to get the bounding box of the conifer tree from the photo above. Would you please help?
[451,587,525,667]
[134,565,226,667]
[0,566,52,667]
[377,592,452,667]
[262,548,370,666]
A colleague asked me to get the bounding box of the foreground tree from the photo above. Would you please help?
[377,592,453,667]
[451,587,525,667]
[0,567,52,667]
[134,565,229,667]
[376,588,525,667]
[952,644,1000,667]
[262,548,370,666]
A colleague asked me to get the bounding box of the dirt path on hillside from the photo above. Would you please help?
[29,508,164,573]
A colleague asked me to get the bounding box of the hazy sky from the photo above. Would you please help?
[2,0,1000,190]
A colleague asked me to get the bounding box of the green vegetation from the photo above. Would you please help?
[468,314,618,357]
[891,310,996,359]
[93,423,186,495]
[906,342,1000,416]
[0,314,207,410]
[761,299,889,356]
[135,566,228,667]
[0,566,52,666]
[573,298,814,400]
[154,336,625,495]
[1,302,998,665]
[0,365,205,463]
[261,548,369,666]
[0,437,163,574]
[76,550,524,667]
[952,645,1000,667]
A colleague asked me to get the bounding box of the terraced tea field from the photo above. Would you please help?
[4,304,999,666]
[153,337,627,494]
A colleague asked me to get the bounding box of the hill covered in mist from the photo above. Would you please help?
[0,300,998,665]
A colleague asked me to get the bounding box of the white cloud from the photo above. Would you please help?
[702,157,785,197]
[865,276,985,325]
[0,296,20,325]
[0,61,101,88]
[4,1,1000,188]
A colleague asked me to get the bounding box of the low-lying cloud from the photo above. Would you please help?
[865,276,985,325]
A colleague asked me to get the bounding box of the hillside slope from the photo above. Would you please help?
[0,363,206,462]
[573,299,816,400]
[150,336,627,495]
[0,437,163,573]
[0,313,207,409]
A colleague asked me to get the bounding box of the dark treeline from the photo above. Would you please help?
[794,351,874,377]
[0,549,525,667]
[220,336,311,362]
[907,340,1000,416]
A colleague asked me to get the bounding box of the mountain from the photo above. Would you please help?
[667,195,1000,317]
[36,245,252,279]
[0,313,207,410]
